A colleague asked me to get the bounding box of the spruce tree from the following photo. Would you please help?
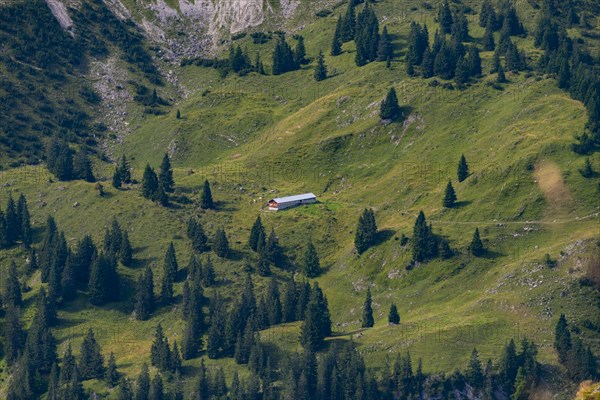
[213,228,229,258]
[362,288,374,328]
[377,26,392,61]
[466,348,484,390]
[443,180,457,208]
[248,215,265,252]
[331,16,343,56]
[380,87,400,121]
[3,260,22,307]
[412,211,438,262]
[113,168,122,190]
[142,164,159,200]
[341,2,356,43]
[61,253,78,301]
[73,146,95,182]
[135,267,155,321]
[483,22,496,51]
[388,303,400,324]
[266,277,282,326]
[438,0,453,34]
[314,51,328,81]
[0,211,8,249]
[5,195,18,244]
[188,218,209,253]
[135,363,150,400]
[117,379,134,400]
[470,228,484,257]
[106,352,120,388]
[355,208,378,254]
[17,194,32,247]
[554,313,572,365]
[303,242,320,278]
[202,255,216,287]
[79,328,105,380]
[3,305,25,366]
[200,180,214,209]
[89,252,120,305]
[119,231,133,266]
[294,35,307,66]
[149,373,164,400]
[467,46,482,77]
[118,155,132,184]
[422,47,434,78]
[151,324,173,372]
[158,153,174,193]
[457,154,469,182]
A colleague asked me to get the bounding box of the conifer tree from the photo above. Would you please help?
[0,211,8,249]
[79,328,105,380]
[207,295,226,359]
[5,195,18,244]
[438,0,453,34]
[388,303,400,324]
[457,154,469,182]
[73,235,96,288]
[17,194,32,247]
[213,228,229,258]
[88,252,120,305]
[331,16,343,56]
[200,179,214,209]
[106,352,120,388]
[158,153,174,193]
[303,242,321,278]
[282,278,297,323]
[135,267,155,321]
[377,26,392,61]
[3,260,22,307]
[118,155,132,184]
[380,87,400,121]
[412,211,438,262]
[48,361,60,400]
[467,46,482,77]
[295,36,307,66]
[434,42,455,80]
[151,324,173,372]
[4,305,25,366]
[171,341,182,372]
[135,363,150,400]
[443,180,457,208]
[149,373,164,400]
[422,47,435,78]
[46,135,74,181]
[248,215,266,252]
[187,218,209,253]
[61,253,78,301]
[142,164,159,200]
[266,277,282,326]
[202,255,216,287]
[554,313,572,365]
[355,208,378,254]
[176,109,181,119]
[117,379,134,400]
[341,2,356,43]
[73,146,95,182]
[466,348,485,390]
[483,22,496,51]
[479,0,497,28]
[314,51,328,82]
[119,231,133,266]
[362,288,374,328]
[470,228,484,257]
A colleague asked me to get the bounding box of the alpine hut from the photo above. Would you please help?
[268,193,317,211]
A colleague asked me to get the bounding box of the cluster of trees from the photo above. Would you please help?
[150,324,182,373]
[112,155,132,188]
[355,208,377,254]
[103,218,133,266]
[532,1,600,153]
[554,314,598,381]
[0,194,32,249]
[331,1,382,67]
[248,216,283,276]
[141,153,174,206]
[272,34,306,75]
[46,136,95,182]
[380,87,401,121]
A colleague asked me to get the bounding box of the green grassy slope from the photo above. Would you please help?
[1,0,599,398]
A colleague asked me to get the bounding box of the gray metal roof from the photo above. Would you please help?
[270,192,316,203]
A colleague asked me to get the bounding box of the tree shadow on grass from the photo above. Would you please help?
[453,200,472,208]
[373,229,396,246]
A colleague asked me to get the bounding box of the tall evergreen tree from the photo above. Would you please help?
[331,16,343,56]
[151,324,173,372]
[380,87,400,121]
[158,153,174,193]
[248,215,266,252]
[388,303,400,324]
[412,211,438,262]
[303,242,321,278]
[17,194,32,247]
[135,267,155,321]
[470,228,484,257]
[142,164,159,201]
[362,288,374,328]
[457,154,469,182]
[438,0,453,34]
[5,195,18,244]
[443,180,457,208]
[135,363,151,400]
[73,146,95,182]
[377,26,392,62]
[119,231,133,266]
[117,379,134,400]
[554,313,572,365]
[213,228,229,258]
[88,252,120,305]
[79,328,105,380]
[3,260,22,307]
[3,305,25,366]
[355,208,378,254]
[483,22,496,51]
[149,373,164,400]
[466,348,485,390]
[200,179,215,209]
[314,51,328,82]
[294,35,307,66]
[340,2,356,43]
[105,352,120,388]
[188,218,209,253]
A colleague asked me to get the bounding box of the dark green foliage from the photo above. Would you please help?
[467,46,482,77]
[0,211,8,249]
[422,47,434,78]
[355,208,378,254]
[455,57,470,84]
[380,87,400,121]
[580,158,594,178]
[60,253,78,301]
[438,0,453,34]
[254,52,266,75]
[377,26,392,62]
[303,242,321,278]
[406,22,429,67]
[73,146,95,182]
[106,352,120,388]
[88,252,120,305]
[119,231,133,266]
[479,0,497,29]
[3,260,22,307]
[5,195,19,244]
[434,41,456,80]
[176,109,181,119]
[200,180,215,209]
[149,373,164,400]
[78,328,105,380]
[412,211,438,262]
[466,348,484,390]
[300,283,332,351]
[228,45,252,74]
[116,379,134,400]
[483,23,496,51]
[142,164,159,200]
[202,255,216,287]
[160,243,178,303]
[331,16,343,56]
[213,228,229,258]
[456,154,469,182]
[17,194,32,247]
[388,303,400,324]
[4,305,25,366]
[182,272,205,359]
[354,2,379,66]
[294,36,307,66]
[272,35,299,75]
[248,215,265,252]
[451,7,469,42]
[46,136,74,181]
[497,64,507,83]
[113,155,132,188]
[158,153,174,193]
[361,288,374,328]
[188,218,209,252]
[340,3,356,43]
[266,277,282,326]
[314,51,328,81]
[443,180,457,208]
[135,267,155,321]
[74,235,96,287]
[151,324,177,372]
[554,313,572,365]
[135,363,151,400]
[207,294,226,359]
[500,339,518,390]
[470,228,484,257]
